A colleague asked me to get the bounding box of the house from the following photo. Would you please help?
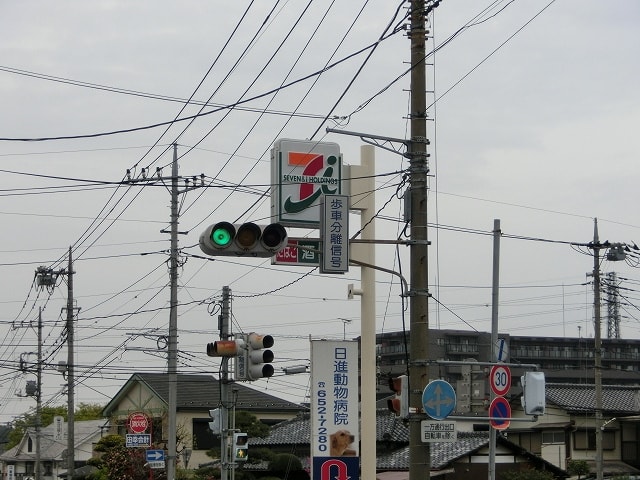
[249,410,567,479]
[0,418,108,480]
[250,382,640,479]
[507,383,640,478]
[101,372,304,468]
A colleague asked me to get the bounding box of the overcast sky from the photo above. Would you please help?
[0,0,639,424]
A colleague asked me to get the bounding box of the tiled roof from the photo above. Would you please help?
[103,373,303,416]
[377,432,490,470]
[251,410,565,475]
[546,383,640,414]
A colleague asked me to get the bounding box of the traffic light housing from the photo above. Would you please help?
[206,339,244,357]
[208,408,221,435]
[521,371,546,415]
[233,432,248,462]
[246,333,275,381]
[199,222,288,257]
[387,374,409,418]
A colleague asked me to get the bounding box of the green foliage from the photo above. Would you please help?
[192,465,221,480]
[567,459,590,479]
[500,469,556,480]
[270,453,303,474]
[7,403,104,449]
[90,435,150,480]
[236,411,270,438]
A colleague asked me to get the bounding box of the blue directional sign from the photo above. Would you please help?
[146,450,165,462]
[422,379,456,420]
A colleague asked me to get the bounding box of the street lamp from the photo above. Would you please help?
[338,318,352,340]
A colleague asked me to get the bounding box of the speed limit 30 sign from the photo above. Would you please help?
[490,365,511,397]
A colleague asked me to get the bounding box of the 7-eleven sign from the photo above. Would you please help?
[271,139,343,228]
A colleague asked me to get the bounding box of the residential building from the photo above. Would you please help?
[251,382,640,479]
[101,372,304,468]
[0,418,108,480]
[376,329,640,393]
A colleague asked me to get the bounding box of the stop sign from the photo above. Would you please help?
[128,412,149,434]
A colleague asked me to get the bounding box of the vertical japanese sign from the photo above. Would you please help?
[7,465,14,480]
[320,194,349,274]
[310,340,359,480]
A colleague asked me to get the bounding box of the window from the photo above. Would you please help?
[193,418,218,450]
[574,430,615,450]
[510,431,542,455]
[542,431,564,444]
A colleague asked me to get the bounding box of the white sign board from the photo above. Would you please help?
[126,433,151,448]
[320,195,349,273]
[421,420,458,443]
[310,340,359,457]
[271,139,343,228]
[54,415,65,441]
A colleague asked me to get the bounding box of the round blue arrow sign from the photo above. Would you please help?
[422,379,456,420]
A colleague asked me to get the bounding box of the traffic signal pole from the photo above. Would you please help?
[219,286,232,480]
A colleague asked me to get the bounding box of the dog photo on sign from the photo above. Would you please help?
[329,429,356,456]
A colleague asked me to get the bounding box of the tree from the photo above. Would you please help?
[205,411,271,462]
[90,434,154,480]
[7,403,104,449]
[235,411,269,438]
[567,459,590,480]
[269,454,308,480]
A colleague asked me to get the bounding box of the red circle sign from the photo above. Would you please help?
[490,364,511,397]
[128,412,149,434]
[489,397,511,430]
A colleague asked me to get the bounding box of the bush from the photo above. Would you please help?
[269,453,303,473]
[501,469,555,480]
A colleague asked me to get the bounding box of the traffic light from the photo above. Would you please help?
[387,374,409,418]
[206,339,244,357]
[208,408,221,435]
[521,371,546,415]
[246,332,275,381]
[233,432,248,462]
[199,222,288,257]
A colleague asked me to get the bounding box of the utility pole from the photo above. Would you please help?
[167,144,179,480]
[408,1,430,479]
[162,144,204,480]
[36,307,43,480]
[35,257,76,477]
[65,247,75,480]
[591,219,604,480]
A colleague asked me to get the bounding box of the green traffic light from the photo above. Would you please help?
[211,227,232,247]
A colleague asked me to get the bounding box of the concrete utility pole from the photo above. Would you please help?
[36,307,43,480]
[408,1,430,479]
[163,144,205,480]
[591,219,604,480]
[66,247,75,479]
[167,144,179,480]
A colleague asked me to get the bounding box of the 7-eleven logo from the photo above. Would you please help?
[283,152,339,214]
